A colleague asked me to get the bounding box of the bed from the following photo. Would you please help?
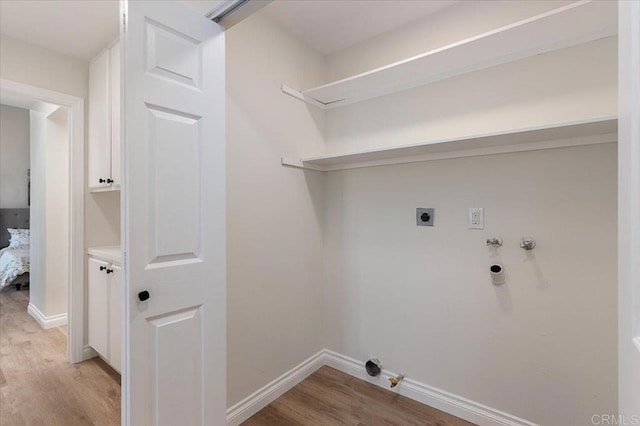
[0,208,30,290]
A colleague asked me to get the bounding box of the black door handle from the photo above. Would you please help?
[138,291,150,302]
[106,178,114,184]
[99,178,106,183]
[106,269,114,274]
[99,266,106,271]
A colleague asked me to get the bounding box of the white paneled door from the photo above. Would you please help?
[122,1,226,425]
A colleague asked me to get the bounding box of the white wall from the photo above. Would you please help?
[45,110,69,317]
[228,2,619,423]
[323,144,617,425]
[317,2,619,424]
[324,0,616,156]
[318,2,617,425]
[326,1,574,81]
[0,35,88,99]
[29,111,46,313]
[325,37,617,155]
[225,12,327,406]
[0,104,30,208]
[28,110,70,319]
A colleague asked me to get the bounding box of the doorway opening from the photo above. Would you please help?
[0,82,120,424]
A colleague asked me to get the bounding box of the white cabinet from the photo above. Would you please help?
[89,40,120,191]
[88,257,109,358]
[108,264,122,372]
[87,247,122,373]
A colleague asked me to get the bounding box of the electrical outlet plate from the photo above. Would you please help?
[468,207,484,229]
[416,208,434,226]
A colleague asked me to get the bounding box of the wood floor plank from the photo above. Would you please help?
[1,288,476,425]
[0,288,121,426]
[243,366,476,425]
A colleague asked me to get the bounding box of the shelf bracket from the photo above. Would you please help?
[281,157,326,172]
[281,85,327,109]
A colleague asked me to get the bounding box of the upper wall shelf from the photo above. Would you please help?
[281,117,617,171]
[282,1,617,109]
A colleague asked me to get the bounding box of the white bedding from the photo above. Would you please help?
[0,246,30,288]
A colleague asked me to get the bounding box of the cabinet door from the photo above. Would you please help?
[108,263,122,373]
[89,49,111,189]
[109,41,121,187]
[88,257,109,358]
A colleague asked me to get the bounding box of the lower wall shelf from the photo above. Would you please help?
[282,116,617,172]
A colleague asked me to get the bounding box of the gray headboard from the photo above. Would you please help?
[0,208,30,249]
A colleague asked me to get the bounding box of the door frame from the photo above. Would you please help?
[617,0,640,417]
[0,78,86,364]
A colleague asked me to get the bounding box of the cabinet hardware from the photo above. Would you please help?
[106,178,114,184]
[138,290,150,302]
[106,269,114,274]
[99,178,106,183]
[99,266,107,271]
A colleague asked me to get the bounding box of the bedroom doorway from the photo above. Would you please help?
[0,96,70,320]
[0,83,86,350]
[0,84,81,355]
[0,80,86,365]
[0,83,120,424]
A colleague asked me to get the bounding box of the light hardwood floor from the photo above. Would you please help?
[243,366,475,425]
[0,288,120,426]
[1,288,473,425]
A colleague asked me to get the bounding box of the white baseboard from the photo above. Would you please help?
[324,350,538,426]
[226,348,537,426]
[27,303,68,329]
[226,350,326,426]
[83,344,98,361]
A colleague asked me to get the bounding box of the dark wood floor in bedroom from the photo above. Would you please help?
[0,288,121,426]
[242,366,475,426]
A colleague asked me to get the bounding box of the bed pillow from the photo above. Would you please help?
[8,228,30,248]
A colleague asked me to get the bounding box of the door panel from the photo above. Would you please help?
[145,20,202,89]
[123,1,226,425]
[146,105,200,264]
[88,257,109,358]
[109,264,122,373]
[148,306,203,425]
